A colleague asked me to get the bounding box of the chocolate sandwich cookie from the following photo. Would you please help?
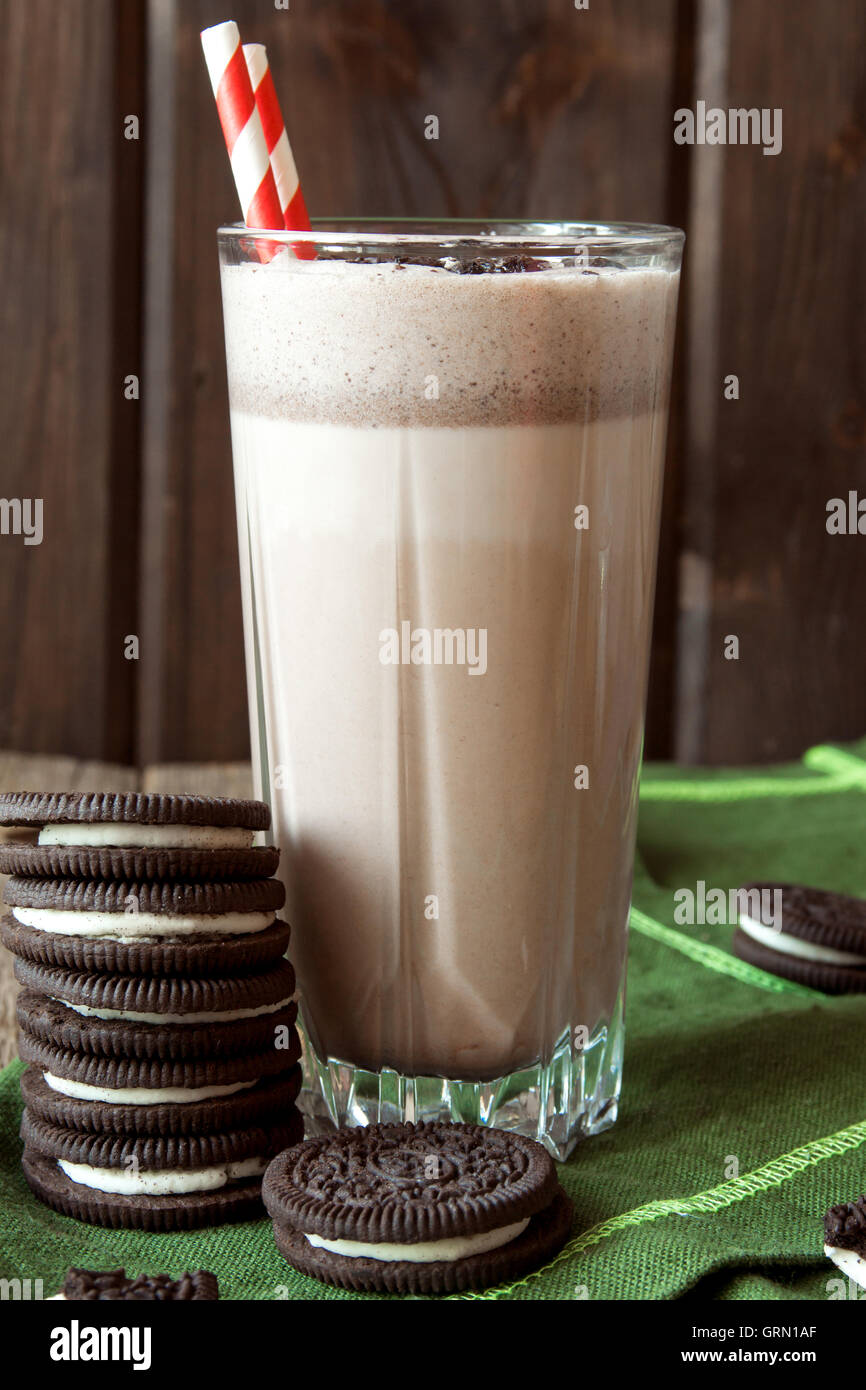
[4,873,285,916]
[263,1121,572,1294]
[1,913,291,976]
[22,1149,267,1230]
[53,1267,219,1300]
[824,1195,866,1290]
[732,882,866,994]
[19,1026,301,1095]
[22,1107,304,1231]
[14,955,297,1057]
[0,790,272,881]
[14,954,295,1015]
[3,878,285,960]
[17,989,298,1060]
[21,1062,303,1137]
[0,790,271,829]
[22,1108,301,1170]
[0,841,279,882]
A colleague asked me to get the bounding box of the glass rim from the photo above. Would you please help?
[217,217,684,251]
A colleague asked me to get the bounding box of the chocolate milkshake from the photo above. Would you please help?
[219,223,682,1157]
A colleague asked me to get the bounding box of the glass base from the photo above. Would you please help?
[296,980,625,1163]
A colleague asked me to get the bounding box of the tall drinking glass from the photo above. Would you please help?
[219,221,682,1159]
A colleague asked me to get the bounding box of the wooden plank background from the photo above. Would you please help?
[1,0,864,767]
[692,0,866,762]
[0,0,143,761]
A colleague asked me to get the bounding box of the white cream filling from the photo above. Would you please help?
[43,1071,257,1105]
[739,914,866,966]
[824,1242,866,1289]
[305,1217,529,1264]
[38,822,254,849]
[58,1154,266,1195]
[58,995,292,1025]
[12,905,273,939]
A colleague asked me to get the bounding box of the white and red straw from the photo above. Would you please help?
[243,42,311,234]
[201,20,312,255]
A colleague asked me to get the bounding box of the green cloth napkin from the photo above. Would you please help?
[2,738,866,1301]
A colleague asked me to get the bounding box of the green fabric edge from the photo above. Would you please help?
[459,1116,866,1300]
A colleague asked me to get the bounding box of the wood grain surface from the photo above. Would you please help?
[0,1,138,761]
[688,0,866,762]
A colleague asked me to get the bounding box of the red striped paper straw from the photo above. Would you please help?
[243,43,311,234]
[200,20,283,233]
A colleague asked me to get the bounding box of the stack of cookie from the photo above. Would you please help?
[0,791,302,1231]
